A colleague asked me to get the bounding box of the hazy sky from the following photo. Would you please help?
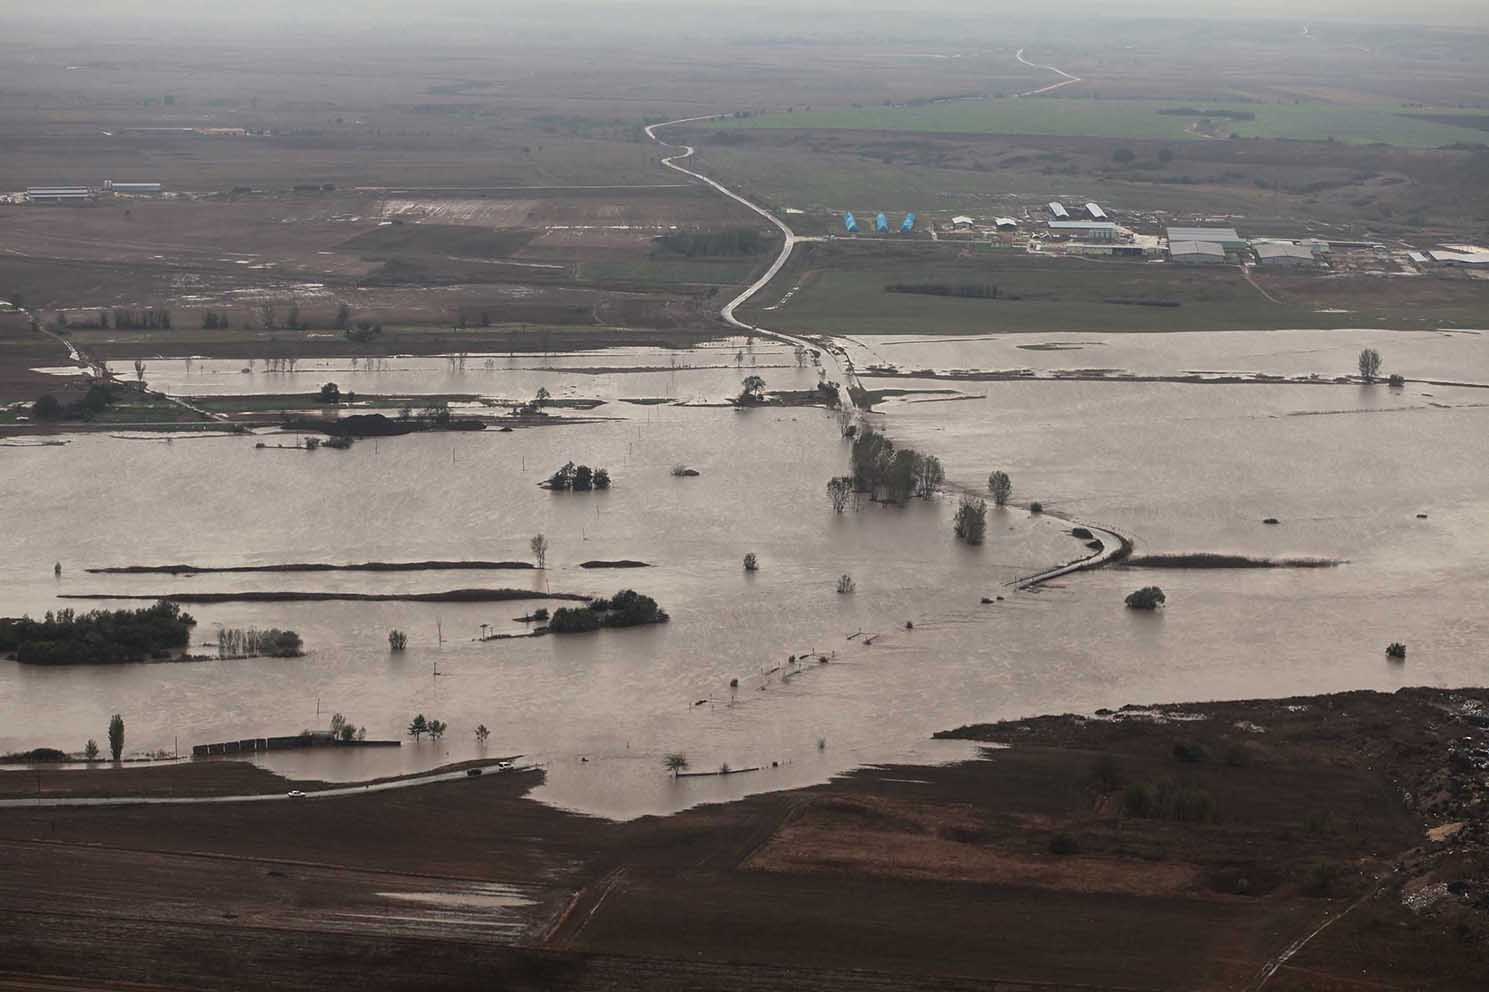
[9,0,1489,27]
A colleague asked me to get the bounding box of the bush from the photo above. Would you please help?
[1386,642,1406,659]
[987,470,1012,506]
[1049,832,1080,855]
[1029,501,1043,514]
[30,394,64,420]
[1125,586,1166,610]
[1172,741,1207,763]
[1387,374,1405,388]
[1122,780,1217,822]
[836,574,856,594]
[743,553,759,572]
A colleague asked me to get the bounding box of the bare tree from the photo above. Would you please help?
[133,359,145,382]
[1358,348,1382,382]
[475,724,491,746]
[827,476,853,513]
[530,533,549,569]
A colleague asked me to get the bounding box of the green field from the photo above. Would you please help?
[716,100,1489,149]
[743,245,1489,335]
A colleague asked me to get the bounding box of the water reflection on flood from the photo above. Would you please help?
[5,329,1488,819]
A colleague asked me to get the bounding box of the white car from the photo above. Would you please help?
[287,790,306,799]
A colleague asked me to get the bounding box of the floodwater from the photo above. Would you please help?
[4,330,1488,819]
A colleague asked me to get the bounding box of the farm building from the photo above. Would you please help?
[1428,250,1489,268]
[1085,202,1107,220]
[1048,201,1069,220]
[1254,242,1319,267]
[105,181,163,194]
[1167,226,1245,251]
[950,215,975,230]
[26,186,94,204]
[1048,220,1118,242]
[1169,241,1227,264]
[994,217,1019,230]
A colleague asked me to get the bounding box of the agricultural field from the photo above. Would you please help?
[716,99,1489,149]
[743,242,1489,335]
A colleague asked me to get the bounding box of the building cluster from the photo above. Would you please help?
[20,181,163,205]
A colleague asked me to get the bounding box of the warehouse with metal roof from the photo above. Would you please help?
[1166,226,1244,251]
[1169,241,1227,264]
[1085,202,1107,220]
[1254,242,1319,266]
[1048,201,1069,220]
[1048,220,1118,242]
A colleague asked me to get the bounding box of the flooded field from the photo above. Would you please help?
[5,329,1488,819]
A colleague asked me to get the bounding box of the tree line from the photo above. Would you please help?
[0,602,195,665]
[884,283,1004,299]
[548,589,669,634]
[654,228,767,257]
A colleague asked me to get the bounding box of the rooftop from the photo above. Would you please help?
[1254,242,1316,261]
[1169,241,1226,256]
[1167,226,1242,244]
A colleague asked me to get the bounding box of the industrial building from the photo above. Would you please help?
[843,212,858,234]
[951,215,975,230]
[899,213,916,234]
[1427,249,1489,268]
[105,181,163,194]
[1169,241,1227,264]
[1254,242,1319,267]
[994,217,1019,231]
[26,186,95,204]
[1085,202,1107,221]
[1167,226,1245,251]
[1048,201,1069,220]
[875,212,889,234]
[1048,220,1118,242]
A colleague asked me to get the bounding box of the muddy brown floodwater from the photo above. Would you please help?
[3,331,1487,819]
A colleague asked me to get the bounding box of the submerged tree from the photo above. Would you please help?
[663,752,689,776]
[738,375,766,404]
[530,533,549,569]
[407,714,428,741]
[1125,586,1167,610]
[954,496,988,545]
[743,552,759,572]
[987,471,1013,507]
[475,724,491,745]
[388,629,407,651]
[1358,348,1382,382]
[914,454,945,498]
[427,719,447,741]
[107,713,125,761]
[826,476,854,513]
[84,738,99,761]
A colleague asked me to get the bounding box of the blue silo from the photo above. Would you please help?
[900,212,917,233]
[844,212,858,233]
[875,212,889,233]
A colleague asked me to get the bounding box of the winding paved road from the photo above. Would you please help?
[1014,49,1083,97]
[644,116,862,409]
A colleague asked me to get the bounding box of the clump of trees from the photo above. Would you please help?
[329,712,366,742]
[836,574,856,594]
[743,553,759,572]
[547,589,669,634]
[1386,642,1407,660]
[200,309,231,330]
[954,496,987,545]
[0,602,195,665]
[30,383,118,422]
[738,375,766,405]
[544,462,611,491]
[216,627,304,659]
[109,308,172,331]
[1125,586,1167,610]
[1358,348,1382,381]
[847,428,942,504]
[987,471,1012,507]
[318,382,342,403]
[388,629,407,651]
